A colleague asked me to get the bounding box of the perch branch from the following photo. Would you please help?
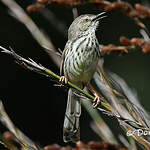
[0,46,111,112]
[1,46,150,147]
[1,46,149,129]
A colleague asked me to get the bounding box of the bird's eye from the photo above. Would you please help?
[85,18,89,22]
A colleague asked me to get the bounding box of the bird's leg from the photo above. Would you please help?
[86,83,103,108]
[59,76,68,85]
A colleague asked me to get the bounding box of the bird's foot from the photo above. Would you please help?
[93,94,101,108]
[85,83,102,108]
[59,76,68,85]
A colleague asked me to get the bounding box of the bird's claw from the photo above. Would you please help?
[59,76,68,85]
[93,95,101,108]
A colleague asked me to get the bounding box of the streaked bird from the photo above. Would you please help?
[60,12,106,142]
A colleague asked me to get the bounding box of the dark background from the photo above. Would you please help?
[0,0,150,147]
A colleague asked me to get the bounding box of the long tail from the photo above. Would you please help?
[63,88,81,143]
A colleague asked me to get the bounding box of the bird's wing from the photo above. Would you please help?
[60,51,65,76]
[60,41,70,76]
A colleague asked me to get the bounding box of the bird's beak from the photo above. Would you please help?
[92,12,107,22]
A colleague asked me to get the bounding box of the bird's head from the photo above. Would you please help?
[68,12,106,40]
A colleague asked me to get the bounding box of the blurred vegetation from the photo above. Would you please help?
[0,0,150,149]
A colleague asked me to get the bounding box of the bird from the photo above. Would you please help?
[59,12,106,143]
